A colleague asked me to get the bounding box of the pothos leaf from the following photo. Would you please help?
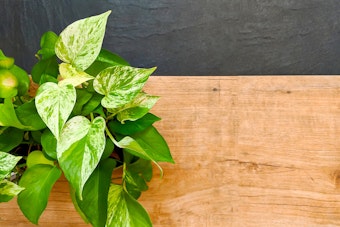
[17,165,61,224]
[0,98,36,130]
[93,65,156,109]
[41,129,57,160]
[85,49,130,76]
[15,99,46,131]
[128,158,153,182]
[0,179,24,202]
[55,11,111,71]
[0,151,22,180]
[95,48,130,66]
[115,126,174,163]
[73,88,93,115]
[35,82,76,139]
[37,31,58,60]
[106,184,152,227]
[76,158,116,227]
[31,56,59,84]
[57,116,106,199]
[108,92,159,123]
[0,127,24,152]
[58,63,94,87]
[108,113,161,136]
[124,169,148,199]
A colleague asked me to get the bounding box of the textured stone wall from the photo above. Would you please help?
[1,0,340,75]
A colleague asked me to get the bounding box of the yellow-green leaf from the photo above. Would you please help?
[58,63,94,87]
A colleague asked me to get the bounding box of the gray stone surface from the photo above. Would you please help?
[1,0,340,75]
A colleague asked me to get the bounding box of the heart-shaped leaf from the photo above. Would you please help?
[55,11,111,71]
[35,82,76,139]
[106,184,152,227]
[0,151,22,180]
[93,65,156,109]
[17,165,61,224]
[0,179,24,202]
[57,116,106,199]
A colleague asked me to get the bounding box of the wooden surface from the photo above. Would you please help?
[2,76,340,226]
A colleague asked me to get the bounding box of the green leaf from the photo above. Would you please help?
[81,92,103,116]
[41,129,57,160]
[58,63,94,87]
[128,158,153,182]
[17,165,61,224]
[131,126,174,163]
[116,126,174,163]
[106,184,152,227]
[0,98,30,130]
[124,158,152,199]
[0,151,21,180]
[37,31,58,59]
[109,92,159,123]
[31,130,42,144]
[86,49,130,76]
[15,99,46,131]
[0,179,24,202]
[0,127,23,152]
[76,159,116,227]
[93,65,156,109]
[35,82,76,139]
[96,49,130,66]
[55,11,111,71]
[108,113,161,135]
[31,56,59,84]
[57,116,106,199]
[39,73,58,84]
[73,88,93,115]
[9,65,30,96]
[125,169,148,199]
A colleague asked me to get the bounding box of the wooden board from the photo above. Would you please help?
[2,76,340,226]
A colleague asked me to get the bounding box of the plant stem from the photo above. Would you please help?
[105,126,118,146]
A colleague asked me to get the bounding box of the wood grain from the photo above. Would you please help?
[2,76,340,226]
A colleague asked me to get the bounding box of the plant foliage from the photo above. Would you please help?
[0,10,174,226]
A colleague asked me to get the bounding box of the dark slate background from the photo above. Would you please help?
[1,0,340,75]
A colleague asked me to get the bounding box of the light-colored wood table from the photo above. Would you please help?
[2,76,340,226]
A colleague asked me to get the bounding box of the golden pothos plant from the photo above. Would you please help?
[0,10,174,226]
